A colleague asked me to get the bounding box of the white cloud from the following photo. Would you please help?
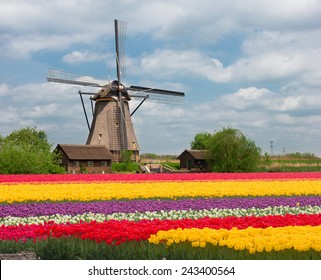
[23,103,59,118]
[62,50,109,64]
[0,106,19,125]
[234,87,269,100]
[0,33,98,59]
[275,114,296,125]
[301,71,321,86]
[0,82,89,141]
[0,83,10,96]
[130,32,321,85]
[130,49,232,82]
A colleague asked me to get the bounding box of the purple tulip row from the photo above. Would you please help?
[1,196,321,218]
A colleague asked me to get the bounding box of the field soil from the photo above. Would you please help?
[0,251,37,260]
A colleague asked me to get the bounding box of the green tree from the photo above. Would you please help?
[206,127,261,172]
[0,133,3,147]
[120,150,133,164]
[0,127,65,174]
[190,131,212,150]
[5,127,51,152]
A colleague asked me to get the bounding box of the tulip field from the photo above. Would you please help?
[1,172,321,259]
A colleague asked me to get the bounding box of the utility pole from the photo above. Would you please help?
[270,140,274,156]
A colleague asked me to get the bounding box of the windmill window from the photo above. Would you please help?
[88,161,94,167]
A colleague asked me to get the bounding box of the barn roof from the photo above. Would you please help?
[177,149,207,160]
[56,144,113,160]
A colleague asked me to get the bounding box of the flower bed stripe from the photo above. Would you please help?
[1,172,321,183]
[148,225,321,253]
[1,180,321,203]
[2,205,321,226]
[2,213,321,244]
[1,196,321,218]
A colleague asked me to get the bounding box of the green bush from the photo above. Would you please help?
[0,127,65,174]
[112,162,139,173]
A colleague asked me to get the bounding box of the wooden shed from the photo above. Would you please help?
[177,149,208,171]
[55,144,113,173]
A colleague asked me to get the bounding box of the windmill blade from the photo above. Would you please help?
[128,85,185,104]
[47,68,109,87]
[114,19,127,84]
[114,19,128,150]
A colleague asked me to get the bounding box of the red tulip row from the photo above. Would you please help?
[1,213,321,245]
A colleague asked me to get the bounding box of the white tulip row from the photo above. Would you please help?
[1,205,321,226]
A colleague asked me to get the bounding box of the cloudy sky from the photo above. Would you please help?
[1,0,321,156]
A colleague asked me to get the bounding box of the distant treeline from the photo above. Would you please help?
[278,152,320,159]
[140,153,178,161]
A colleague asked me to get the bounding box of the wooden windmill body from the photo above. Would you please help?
[86,83,140,161]
[47,20,184,162]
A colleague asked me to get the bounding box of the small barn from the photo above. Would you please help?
[55,144,113,173]
[177,149,208,171]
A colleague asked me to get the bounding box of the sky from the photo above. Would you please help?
[0,0,321,156]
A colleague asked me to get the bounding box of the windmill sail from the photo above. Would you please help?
[129,86,185,104]
[114,19,128,151]
[47,68,109,87]
[114,19,127,81]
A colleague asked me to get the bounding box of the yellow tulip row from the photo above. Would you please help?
[148,225,321,253]
[1,180,321,203]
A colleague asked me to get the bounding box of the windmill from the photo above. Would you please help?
[47,19,185,162]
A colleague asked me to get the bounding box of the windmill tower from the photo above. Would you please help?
[47,19,185,162]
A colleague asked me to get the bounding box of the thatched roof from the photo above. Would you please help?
[177,150,207,160]
[56,144,113,160]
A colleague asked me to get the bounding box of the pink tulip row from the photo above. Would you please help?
[1,172,321,183]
